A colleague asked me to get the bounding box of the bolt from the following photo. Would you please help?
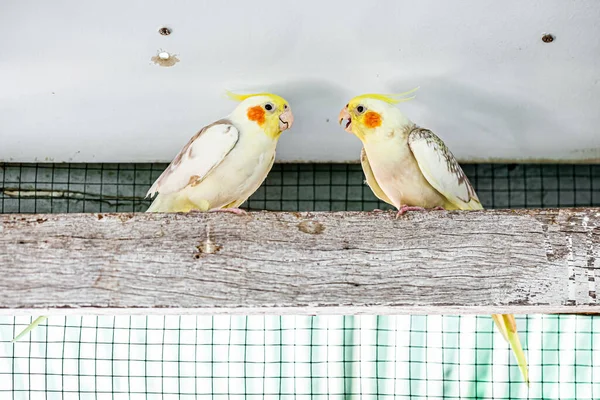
[158,27,172,36]
[541,33,554,43]
[194,223,221,256]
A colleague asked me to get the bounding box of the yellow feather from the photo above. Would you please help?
[225,91,287,106]
[226,91,263,102]
[12,316,47,342]
[353,87,420,104]
[494,314,530,386]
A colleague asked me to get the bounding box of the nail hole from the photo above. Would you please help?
[158,27,172,36]
[541,33,555,43]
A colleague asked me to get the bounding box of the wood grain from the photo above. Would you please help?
[0,209,598,315]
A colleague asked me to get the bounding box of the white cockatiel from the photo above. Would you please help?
[338,91,529,384]
[12,92,294,342]
[147,92,294,213]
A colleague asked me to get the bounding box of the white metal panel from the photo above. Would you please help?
[0,0,599,163]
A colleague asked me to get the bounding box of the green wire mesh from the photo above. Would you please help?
[1,162,599,399]
[1,163,599,213]
[1,315,599,399]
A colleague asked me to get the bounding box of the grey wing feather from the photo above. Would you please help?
[408,128,482,210]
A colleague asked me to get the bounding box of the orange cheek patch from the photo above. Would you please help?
[364,111,382,128]
[247,106,266,125]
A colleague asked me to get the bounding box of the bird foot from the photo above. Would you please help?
[396,206,427,218]
[395,205,445,218]
[208,208,247,215]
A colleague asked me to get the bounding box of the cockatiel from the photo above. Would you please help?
[147,92,294,213]
[13,92,294,342]
[338,90,529,384]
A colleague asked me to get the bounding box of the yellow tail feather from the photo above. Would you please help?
[12,316,47,342]
[492,313,529,385]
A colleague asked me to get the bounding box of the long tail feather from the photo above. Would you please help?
[492,313,529,385]
[12,316,47,342]
[491,314,509,341]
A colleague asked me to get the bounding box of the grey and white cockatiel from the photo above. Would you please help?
[338,91,529,384]
[13,92,294,342]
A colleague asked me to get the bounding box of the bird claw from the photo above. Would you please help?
[395,205,446,218]
[395,206,427,218]
[208,208,247,215]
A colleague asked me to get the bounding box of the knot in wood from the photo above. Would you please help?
[298,220,325,235]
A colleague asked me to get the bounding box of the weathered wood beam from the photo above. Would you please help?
[0,209,598,315]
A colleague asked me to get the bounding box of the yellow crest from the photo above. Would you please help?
[226,91,265,102]
[353,86,420,104]
[226,91,287,106]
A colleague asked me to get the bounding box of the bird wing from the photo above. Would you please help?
[360,147,393,204]
[146,119,239,197]
[407,128,482,210]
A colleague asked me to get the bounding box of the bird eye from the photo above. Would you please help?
[356,105,366,114]
[284,104,288,109]
[264,103,274,111]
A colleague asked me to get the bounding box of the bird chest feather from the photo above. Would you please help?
[363,138,447,209]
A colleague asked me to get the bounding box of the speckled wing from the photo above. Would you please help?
[360,147,392,204]
[408,128,482,210]
[146,119,239,198]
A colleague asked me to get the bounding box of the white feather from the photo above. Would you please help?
[146,121,239,197]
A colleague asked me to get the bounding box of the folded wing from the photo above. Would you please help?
[146,120,239,197]
[408,128,482,210]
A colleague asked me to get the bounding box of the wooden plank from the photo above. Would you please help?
[0,209,599,315]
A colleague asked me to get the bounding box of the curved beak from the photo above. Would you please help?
[279,108,294,132]
[338,106,352,133]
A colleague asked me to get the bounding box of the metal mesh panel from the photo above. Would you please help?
[1,315,599,399]
[1,162,599,399]
[1,163,600,213]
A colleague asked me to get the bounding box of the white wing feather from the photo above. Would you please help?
[360,148,393,204]
[408,128,482,210]
[146,120,239,197]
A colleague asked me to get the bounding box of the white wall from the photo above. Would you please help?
[1,0,599,163]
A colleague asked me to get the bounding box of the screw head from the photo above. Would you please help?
[158,27,171,36]
[542,33,554,43]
